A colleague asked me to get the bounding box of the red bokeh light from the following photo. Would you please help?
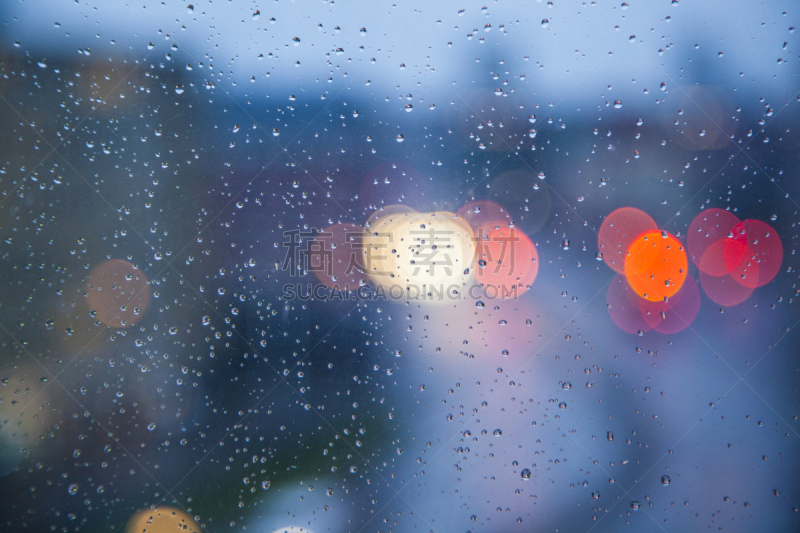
[729,219,782,287]
[607,274,652,335]
[639,274,701,334]
[687,208,740,270]
[475,226,538,298]
[312,223,365,289]
[598,207,658,274]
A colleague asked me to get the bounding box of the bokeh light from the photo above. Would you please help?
[124,506,201,533]
[475,226,539,298]
[699,239,757,306]
[312,223,365,289]
[699,266,755,307]
[456,199,513,234]
[687,208,741,270]
[625,230,687,302]
[729,219,782,287]
[702,238,755,280]
[364,210,474,299]
[607,274,652,335]
[598,207,658,273]
[84,259,150,328]
[365,204,417,230]
[639,274,701,334]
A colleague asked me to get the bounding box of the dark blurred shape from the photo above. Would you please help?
[487,170,551,236]
[664,86,737,151]
[359,162,428,213]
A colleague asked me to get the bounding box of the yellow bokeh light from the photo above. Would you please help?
[364,210,475,300]
[125,506,201,533]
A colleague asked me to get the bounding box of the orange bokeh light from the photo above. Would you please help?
[624,230,687,302]
[598,207,658,273]
[85,259,150,328]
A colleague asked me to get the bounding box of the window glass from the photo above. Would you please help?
[1,2,798,532]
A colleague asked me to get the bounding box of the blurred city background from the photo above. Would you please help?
[0,0,799,532]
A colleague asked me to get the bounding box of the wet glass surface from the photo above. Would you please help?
[0,1,799,532]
